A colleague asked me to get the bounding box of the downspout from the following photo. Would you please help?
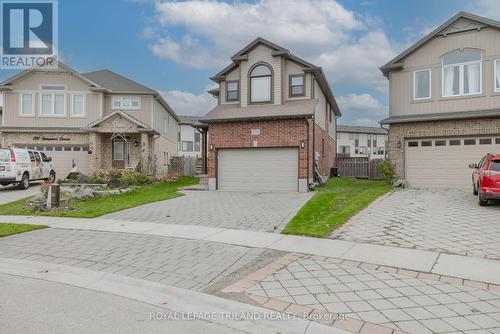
[312,114,315,185]
[380,123,390,160]
[306,117,310,187]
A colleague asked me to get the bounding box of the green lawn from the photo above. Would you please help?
[0,177,198,218]
[0,223,48,237]
[282,178,391,238]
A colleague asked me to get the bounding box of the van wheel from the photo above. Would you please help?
[48,171,56,183]
[479,193,488,206]
[18,173,29,190]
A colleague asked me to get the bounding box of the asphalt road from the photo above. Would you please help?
[0,273,246,334]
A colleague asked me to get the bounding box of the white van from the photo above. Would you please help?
[0,148,56,189]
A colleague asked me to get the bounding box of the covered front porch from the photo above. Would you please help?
[87,110,157,174]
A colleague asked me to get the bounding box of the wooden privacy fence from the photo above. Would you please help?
[336,157,384,180]
[169,156,202,177]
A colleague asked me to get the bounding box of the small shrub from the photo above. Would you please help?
[87,169,154,188]
[378,160,394,183]
[393,179,409,189]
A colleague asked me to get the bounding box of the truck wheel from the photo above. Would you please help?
[18,173,29,190]
[48,171,56,183]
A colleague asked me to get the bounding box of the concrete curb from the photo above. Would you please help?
[0,257,349,334]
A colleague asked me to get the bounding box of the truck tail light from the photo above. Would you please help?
[8,149,15,162]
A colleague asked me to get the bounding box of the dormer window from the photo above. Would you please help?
[226,81,239,101]
[289,74,305,97]
[442,49,482,97]
[250,64,272,103]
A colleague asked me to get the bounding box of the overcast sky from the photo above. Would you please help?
[1,0,499,125]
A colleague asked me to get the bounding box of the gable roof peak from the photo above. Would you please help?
[380,11,500,76]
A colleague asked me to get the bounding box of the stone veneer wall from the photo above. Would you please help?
[388,117,500,179]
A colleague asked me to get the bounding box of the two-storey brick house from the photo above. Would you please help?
[200,38,341,192]
[381,12,500,189]
[0,62,179,177]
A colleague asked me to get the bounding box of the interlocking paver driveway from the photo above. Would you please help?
[0,228,269,291]
[245,256,500,333]
[333,189,500,259]
[104,191,313,232]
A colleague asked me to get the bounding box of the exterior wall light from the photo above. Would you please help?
[209,144,214,151]
[300,140,305,149]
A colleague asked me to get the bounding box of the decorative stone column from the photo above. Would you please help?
[140,132,150,174]
[88,132,102,172]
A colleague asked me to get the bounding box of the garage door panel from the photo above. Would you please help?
[405,137,500,189]
[43,150,90,178]
[218,148,298,192]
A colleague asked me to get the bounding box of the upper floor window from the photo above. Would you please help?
[20,93,34,116]
[250,64,271,103]
[41,93,65,116]
[226,81,239,101]
[71,94,85,117]
[442,49,482,97]
[495,59,500,93]
[112,96,140,109]
[289,74,305,97]
[413,69,431,100]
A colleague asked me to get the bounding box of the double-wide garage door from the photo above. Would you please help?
[217,148,299,192]
[405,136,500,189]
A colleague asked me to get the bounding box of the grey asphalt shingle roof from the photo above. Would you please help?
[82,69,156,94]
[337,125,388,135]
[178,116,205,125]
[200,99,317,123]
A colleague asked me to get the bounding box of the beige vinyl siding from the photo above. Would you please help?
[240,44,282,107]
[3,92,101,127]
[390,27,500,117]
[151,99,178,176]
[11,71,90,91]
[313,80,326,131]
[283,60,311,101]
[103,95,152,127]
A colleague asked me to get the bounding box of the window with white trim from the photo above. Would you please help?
[442,50,482,97]
[290,75,305,96]
[413,69,431,100]
[112,96,140,109]
[71,94,85,117]
[495,59,500,92]
[21,93,34,115]
[41,93,66,116]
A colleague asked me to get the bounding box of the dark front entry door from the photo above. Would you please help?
[112,140,126,169]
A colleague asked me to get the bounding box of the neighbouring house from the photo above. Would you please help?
[336,125,388,159]
[178,116,204,158]
[381,11,500,189]
[0,62,179,178]
[199,37,341,192]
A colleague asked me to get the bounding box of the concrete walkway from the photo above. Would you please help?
[0,257,348,334]
[2,215,500,287]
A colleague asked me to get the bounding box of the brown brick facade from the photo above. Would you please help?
[389,117,500,179]
[207,118,336,188]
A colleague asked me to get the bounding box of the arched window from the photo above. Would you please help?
[250,64,272,103]
[442,49,482,97]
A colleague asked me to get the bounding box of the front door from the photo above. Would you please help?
[112,140,126,169]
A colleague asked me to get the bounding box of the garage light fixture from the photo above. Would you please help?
[300,140,305,149]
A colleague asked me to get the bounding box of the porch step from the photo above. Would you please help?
[198,174,208,186]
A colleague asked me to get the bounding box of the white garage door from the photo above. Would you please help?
[218,148,299,192]
[40,146,90,178]
[405,137,500,189]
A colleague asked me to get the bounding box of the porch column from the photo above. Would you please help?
[201,128,208,174]
[140,132,150,174]
[88,132,103,172]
